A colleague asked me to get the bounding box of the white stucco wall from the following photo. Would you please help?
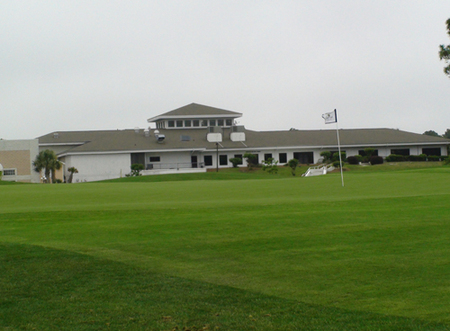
[64,153,131,182]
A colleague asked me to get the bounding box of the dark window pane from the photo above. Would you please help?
[204,155,213,166]
[219,155,228,165]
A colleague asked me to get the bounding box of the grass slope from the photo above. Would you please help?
[1,166,449,329]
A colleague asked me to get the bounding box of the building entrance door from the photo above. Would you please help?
[191,156,198,168]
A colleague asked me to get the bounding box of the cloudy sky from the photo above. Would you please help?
[1,1,450,140]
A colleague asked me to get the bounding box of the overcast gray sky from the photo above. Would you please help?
[1,1,449,139]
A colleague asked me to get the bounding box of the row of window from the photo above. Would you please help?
[145,153,299,167]
[156,118,234,129]
[358,148,441,157]
[145,148,442,167]
[203,153,289,166]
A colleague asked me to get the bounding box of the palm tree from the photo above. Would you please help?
[33,149,61,183]
[50,158,63,183]
[67,167,79,183]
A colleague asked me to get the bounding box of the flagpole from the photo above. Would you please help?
[335,115,344,187]
[322,109,344,187]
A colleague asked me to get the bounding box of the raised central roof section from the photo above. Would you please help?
[147,103,243,130]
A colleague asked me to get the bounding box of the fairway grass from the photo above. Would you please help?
[1,167,449,330]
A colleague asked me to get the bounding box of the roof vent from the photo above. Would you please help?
[53,132,59,139]
[134,127,140,134]
[144,128,150,137]
[154,130,165,143]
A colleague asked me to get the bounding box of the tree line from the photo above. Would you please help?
[423,129,450,139]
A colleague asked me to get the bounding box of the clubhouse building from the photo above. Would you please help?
[36,103,450,182]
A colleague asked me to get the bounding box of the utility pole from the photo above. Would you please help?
[216,142,219,172]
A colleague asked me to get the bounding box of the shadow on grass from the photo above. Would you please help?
[1,243,448,331]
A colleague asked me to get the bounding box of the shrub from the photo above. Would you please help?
[287,159,299,176]
[332,161,341,168]
[229,158,242,168]
[370,156,384,165]
[244,153,258,170]
[363,148,376,158]
[320,151,332,163]
[347,156,359,165]
[427,155,441,162]
[262,158,278,174]
[407,154,426,162]
[332,152,346,163]
[130,163,144,176]
[385,154,405,162]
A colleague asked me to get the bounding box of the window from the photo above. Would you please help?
[201,120,208,127]
[219,155,228,165]
[279,153,287,163]
[204,155,213,166]
[391,149,410,156]
[234,154,243,165]
[168,120,175,128]
[176,120,183,127]
[218,119,224,126]
[422,148,441,156]
[294,152,314,164]
[209,119,216,126]
[149,156,160,162]
[3,169,16,176]
[264,153,273,161]
[185,120,191,127]
[226,119,232,126]
[193,120,200,127]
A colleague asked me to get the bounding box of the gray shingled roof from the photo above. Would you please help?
[38,127,450,155]
[147,103,242,122]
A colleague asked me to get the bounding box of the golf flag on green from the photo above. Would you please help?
[322,109,344,187]
[322,109,337,124]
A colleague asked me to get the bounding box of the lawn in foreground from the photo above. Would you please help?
[1,167,449,330]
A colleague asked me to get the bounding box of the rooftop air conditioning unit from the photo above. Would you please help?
[207,127,222,142]
[230,125,245,142]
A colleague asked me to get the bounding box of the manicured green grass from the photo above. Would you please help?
[106,165,311,182]
[1,166,449,330]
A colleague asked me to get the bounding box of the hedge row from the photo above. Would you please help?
[385,154,446,162]
[346,154,447,165]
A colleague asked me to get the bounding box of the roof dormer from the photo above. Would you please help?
[147,103,242,129]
